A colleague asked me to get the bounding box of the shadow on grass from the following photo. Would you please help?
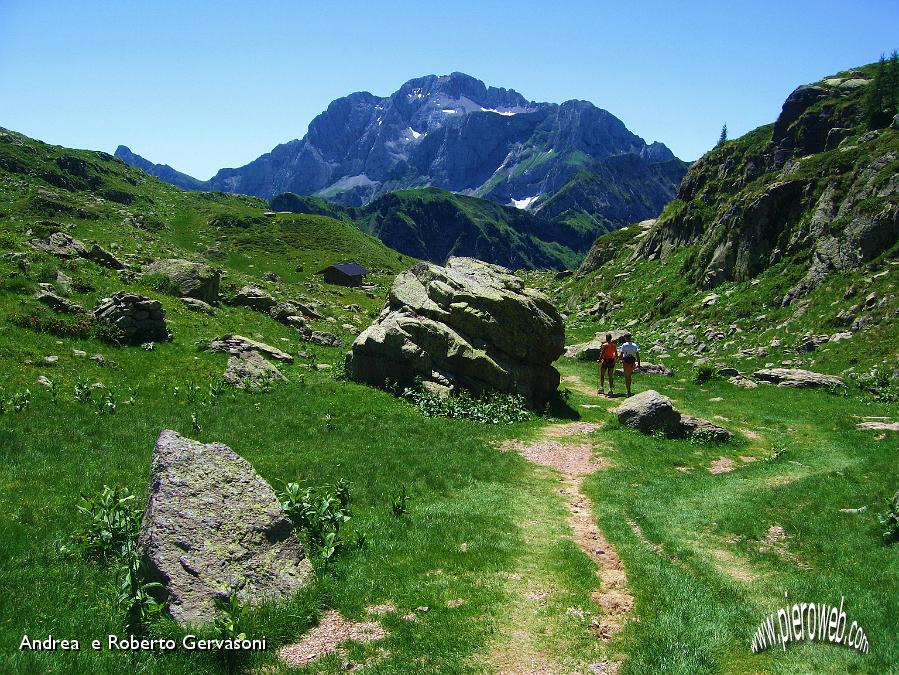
[544,389,581,420]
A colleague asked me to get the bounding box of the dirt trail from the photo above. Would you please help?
[500,418,634,671]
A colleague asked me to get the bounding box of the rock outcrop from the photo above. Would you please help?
[208,335,294,363]
[36,287,84,314]
[345,257,565,408]
[31,232,125,269]
[138,430,312,625]
[144,258,220,303]
[752,368,845,388]
[233,285,276,312]
[612,389,732,441]
[92,292,169,344]
[634,65,897,302]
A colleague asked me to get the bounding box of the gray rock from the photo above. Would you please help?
[55,270,73,293]
[752,368,845,388]
[208,335,294,363]
[613,389,733,440]
[92,292,170,345]
[679,415,732,442]
[345,257,564,408]
[614,362,673,377]
[263,271,281,283]
[86,243,125,270]
[180,297,215,314]
[612,390,682,434]
[233,285,275,312]
[728,375,758,389]
[306,331,342,348]
[36,289,84,314]
[144,259,220,303]
[32,232,87,258]
[138,430,312,625]
[223,351,286,389]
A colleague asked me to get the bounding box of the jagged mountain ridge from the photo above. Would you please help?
[115,72,686,232]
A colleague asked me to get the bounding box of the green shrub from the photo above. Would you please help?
[879,489,899,544]
[390,484,410,518]
[117,548,164,634]
[66,485,141,559]
[849,367,899,403]
[402,387,532,424]
[692,365,717,385]
[277,480,358,566]
[10,312,124,345]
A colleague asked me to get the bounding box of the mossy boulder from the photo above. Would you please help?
[138,430,312,625]
[144,258,220,303]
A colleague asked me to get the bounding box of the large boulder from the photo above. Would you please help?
[612,390,682,434]
[92,292,170,344]
[86,243,125,270]
[138,430,312,625]
[144,259,220,303]
[752,368,845,388]
[345,257,564,408]
[612,389,731,440]
[564,330,629,360]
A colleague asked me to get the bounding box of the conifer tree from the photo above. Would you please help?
[717,123,727,147]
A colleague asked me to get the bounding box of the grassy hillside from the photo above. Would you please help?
[272,186,588,270]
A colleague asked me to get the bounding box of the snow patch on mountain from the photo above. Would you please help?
[511,195,541,210]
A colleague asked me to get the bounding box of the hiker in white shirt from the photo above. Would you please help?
[618,333,641,397]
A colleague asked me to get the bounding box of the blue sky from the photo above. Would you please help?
[1,1,896,179]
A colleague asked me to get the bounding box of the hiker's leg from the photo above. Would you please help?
[599,365,605,390]
[608,365,614,391]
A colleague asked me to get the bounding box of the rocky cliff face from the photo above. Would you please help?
[117,72,685,233]
[635,64,898,304]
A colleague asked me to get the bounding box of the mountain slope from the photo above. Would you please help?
[631,62,898,304]
[550,61,897,382]
[272,187,589,269]
[114,145,205,191]
[116,72,686,236]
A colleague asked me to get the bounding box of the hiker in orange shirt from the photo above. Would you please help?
[597,333,618,396]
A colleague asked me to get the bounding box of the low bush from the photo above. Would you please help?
[879,489,899,544]
[402,387,532,424]
[692,364,717,385]
[66,485,141,559]
[277,479,362,567]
